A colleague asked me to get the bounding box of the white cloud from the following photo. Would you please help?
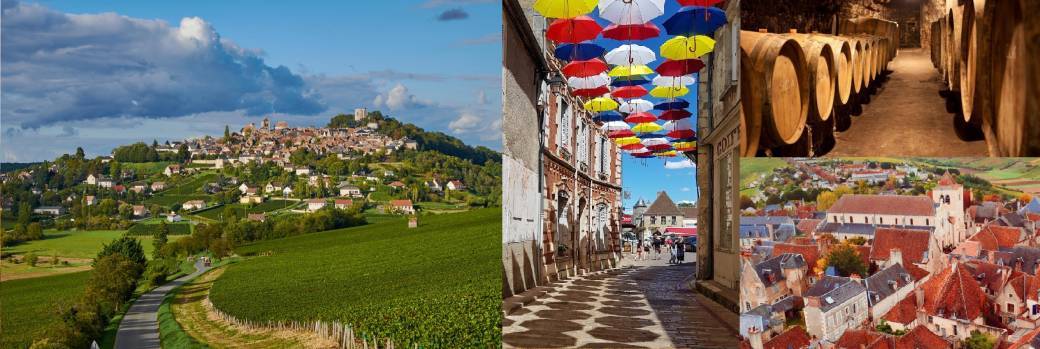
[664,159,696,169]
[449,111,482,133]
[681,187,691,192]
[372,83,434,111]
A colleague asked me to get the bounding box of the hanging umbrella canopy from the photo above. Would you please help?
[594,111,624,123]
[652,75,695,87]
[605,44,657,66]
[677,0,725,6]
[572,86,611,97]
[534,0,599,19]
[624,112,657,123]
[658,108,693,120]
[562,59,608,78]
[611,76,650,87]
[649,85,690,98]
[655,59,705,76]
[546,16,603,43]
[602,23,661,40]
[621,143,647,150]
[555,43,606,61]
[584,96,619,111]
[598,0,666,25]
[663,6,728,37]
[619,99,654,113]
[608,129,636,138]
[667,127,696,139]
[600,121,631,132]
[654,150,678,157]
[637,132,666,139]
[611,85,647,99]
[654,98,690,110]
[672,141,697,151]
[614,136,642,146]
[632,122,663,133]
[659,36,716,60]
[608,64,654,77]
[568,72,610,89]
[664,118,693,131]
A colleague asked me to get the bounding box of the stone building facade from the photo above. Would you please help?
[502,0,623,298]
[696,0,742,312]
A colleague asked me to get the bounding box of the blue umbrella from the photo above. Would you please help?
[610,76,650,87]
[662,6,727,37]
[654,99,690,110]
[594,111,624,123]
[554,43,606,61]
[637,133,667,139]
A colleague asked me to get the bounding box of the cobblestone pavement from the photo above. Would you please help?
[502,256,739,348]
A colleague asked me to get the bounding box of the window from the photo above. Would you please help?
[577,119,588,166]
[833,216,838,223]
[557,99,571,151]
[880,217,884,224]
[1033,304,1039,315]
[594,136,604,175]
[910,218,914,225]
[1009,303,1015,312]
[651,216,657,225]
[926,218,930,225]
[864,216,868,223]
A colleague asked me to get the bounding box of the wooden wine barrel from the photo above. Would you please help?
[931,20,942,69]
[740,49,761,157]
[784,31,836,124]
[945,7,962,92]
[958,0,990,127]
[847,37,865,94]
[848,35,875,89]
[741,30,810,148]
[985,0,1040,155]
[845,18,900,64]
[739,102,750,156]
[802,33,853,106]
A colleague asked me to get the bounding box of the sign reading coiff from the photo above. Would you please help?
[715,125,739,159]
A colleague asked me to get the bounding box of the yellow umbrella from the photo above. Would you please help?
[660,35,716,60]
[649,86,689,98]
[614,137,641,146]
[673,141,697,151]
[584,97,619,112]
[654,150,678,157]
[631,122,662,133]
[533,0,598,19]
[607,64,654,77]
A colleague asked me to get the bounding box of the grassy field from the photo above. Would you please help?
[127,222,192,236]
[193,200,296,220]
[145,172,218,207]
[740,158,790,188]
[3,230,179,260]
[210,208,500,348]
[123,161,173,175]
[0,272,91,348]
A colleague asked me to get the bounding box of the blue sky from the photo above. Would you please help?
[1,0,501,161]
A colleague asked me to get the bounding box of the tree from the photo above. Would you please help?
[96,236,147,268]
[962,331,996,349]
[224,125,231,142]
[153,222,169,259]
[75,147,85,159]
[17,202,31,226]
[1020,193,1034,204]
[25,252,38,267]
[826,243,867,277]
[816,191,837,210]
[27,222,43,240]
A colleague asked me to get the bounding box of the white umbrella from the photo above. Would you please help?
[619,99,654,113]
[598,0,666,25]
[605,44,656,66]
[600,121,631,132]
[568,73,610,89]
[641,137,670,146]
[652,75,695,87]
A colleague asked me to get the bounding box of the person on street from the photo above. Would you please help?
[653,236,662,260]
[668,240,677,264]
[636,241,644,261]
[677,241,685,264]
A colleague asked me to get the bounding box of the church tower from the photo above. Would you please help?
[932,171,966,248]
[632,198,648,240]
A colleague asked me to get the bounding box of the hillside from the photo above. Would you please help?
[1,272,91,348]
[208,208,500,348]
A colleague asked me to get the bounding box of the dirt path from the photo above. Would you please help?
[829,48,987,156]
[171,266,337,349]
[114,259,210,349]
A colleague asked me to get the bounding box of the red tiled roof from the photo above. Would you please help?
[870,228,931,265]
[937,171,958,186]
[883,295,918,324]
[1008,273,1040,302]
[772,243,822,273]
[391,200,413,207]
[921,263,987,320]
[856,245,872,268]
[964,260,1012,294]
[1008,326,1040,349]
[334,199,352,205]
[828,194,935,216]
[835,329,884,349]
[764,326,811,349]
[796,219,822,234]
[968,225,1024,251]
[894,325,950,349]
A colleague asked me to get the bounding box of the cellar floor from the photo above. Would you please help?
[828,48,988,157]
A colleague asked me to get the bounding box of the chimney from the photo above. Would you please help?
[915,287,925,308]
[748,326,764,349]
[890,249,903,267]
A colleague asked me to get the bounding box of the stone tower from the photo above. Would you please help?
[632,198,648,240]
[932,171,966,248]
[261,117,270,130]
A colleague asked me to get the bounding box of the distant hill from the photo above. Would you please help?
[1,162,40,173]
[331,111,499,165]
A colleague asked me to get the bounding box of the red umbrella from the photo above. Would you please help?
[621,143,645,150]
[677,0,725,6]
[572,86,610,97]
[646,143,673,151]
[610,85,648,99]
[624,112,657,123]
[655,59,705,77]
[668,129,696,139]
[608,129,635,138]
[658,109,692,120]
[562,59,608,78]
[546,16,603,43]
[602,23,661,41]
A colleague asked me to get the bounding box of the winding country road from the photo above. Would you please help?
[114,259,210,349]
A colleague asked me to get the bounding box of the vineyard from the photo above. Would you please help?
[208,208,500,348]
[0,272,91,348]
[126,222,192,236]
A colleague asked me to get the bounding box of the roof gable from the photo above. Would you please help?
[644,191,684,216]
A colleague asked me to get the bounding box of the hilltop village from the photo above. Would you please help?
[740,159,1040,348]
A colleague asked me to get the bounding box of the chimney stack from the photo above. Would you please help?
[914,286,925,309]
[890,249,903,267]
[748,326,764,349]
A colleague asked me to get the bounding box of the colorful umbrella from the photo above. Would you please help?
[608,129,636,138]
[562,59,608,77]
[637,132,666,139]
[652,75,695,87]
[655,59,706,76]
[546,16,603,43]
[632,122,663,133]
[649,85,690,98]
[664,119,696,138]
[608,64,654,77]
[662,6,728,36]
[585,96,619,111]
[594,111,625,123]
[555,43,606,61]
[611,85,648,99]
[654,99,690,110]
[654,150,678,157]
[677,0,725,6]
[611,76,650,87]
[614,136,642,146]
[533,0,598,19]
[619,99,654,113]
[672,141,697,152]
[624,112,657,123]
[621,143,647,150]
[568,73,610,89]
[658,109,693,120]
[598,0,666,25]
[659,36,715,60]
[600,121,631,132]
[605,44,657,66]
[602,23,661,41]
[572,86,611,97]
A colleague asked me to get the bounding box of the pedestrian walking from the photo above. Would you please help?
[677,241,685,264]
[653,236,662,260]
[636,241,644,261]
[668,240,677,264]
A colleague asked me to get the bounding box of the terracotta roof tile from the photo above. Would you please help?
[921,263,987,320]
[644,191,684,216]
[772,243,822,273]
[764,326,811,349]
[894,325,950,349]
[796,219,822,234]
[829,194,935,217]
[870,228,932,265]
[883,295,918,324]
[835,329,884,349]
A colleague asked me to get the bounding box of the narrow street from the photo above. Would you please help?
[829,48,987,156]
[114,259,209,349]
[502,251,739,348]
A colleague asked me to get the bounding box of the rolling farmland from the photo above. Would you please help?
[208,208,500,348]
[2,230,175,260]
[0,272,91,348]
